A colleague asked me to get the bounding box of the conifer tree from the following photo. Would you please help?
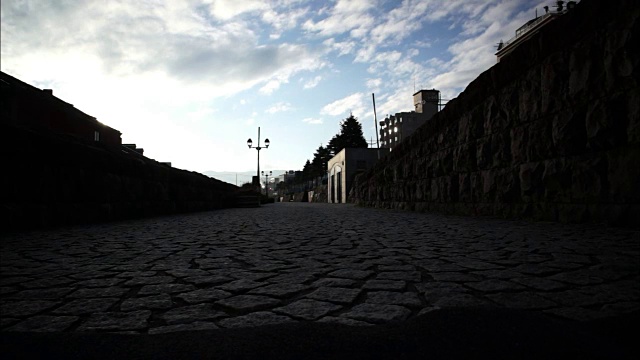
[327,114,367,155]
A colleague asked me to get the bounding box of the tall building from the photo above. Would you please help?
[379,89,439,150]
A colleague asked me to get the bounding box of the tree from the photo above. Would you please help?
[327,114,368,155]
[302,159,312,180]
[310,145,331,178]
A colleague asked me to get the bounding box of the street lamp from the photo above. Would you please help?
[247,127,270,190]
[261,170,272,197]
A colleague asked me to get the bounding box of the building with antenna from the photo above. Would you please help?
[496,1,578,62]
[379,89,439,150]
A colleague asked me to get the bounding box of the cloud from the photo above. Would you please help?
[208,0,269,20]
[321,93,366,117]
[303,75,322,89]
[266,102,293,114]
[303,0,376,37]
[0,1,324,98]
[366,78,382,90]
[302,118,323,125]
[323,38,356,56]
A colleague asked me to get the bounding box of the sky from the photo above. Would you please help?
[1,0,549,176]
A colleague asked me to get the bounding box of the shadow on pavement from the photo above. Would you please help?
[2,308,638,360]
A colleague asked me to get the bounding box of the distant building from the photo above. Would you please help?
[327,147,390,203]
[1,71,122,147]
[496,1,578,62]
[379,89,439,150]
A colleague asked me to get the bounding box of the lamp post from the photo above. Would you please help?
[247,127,270,191]
[261,170,272,197]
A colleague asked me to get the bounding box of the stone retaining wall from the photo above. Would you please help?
[1,124,238,231]
[352,0,639,226]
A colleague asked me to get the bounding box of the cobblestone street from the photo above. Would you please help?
[1,203,638,334]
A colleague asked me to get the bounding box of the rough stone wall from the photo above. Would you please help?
[1,124,238,231]
[352,0,639,226]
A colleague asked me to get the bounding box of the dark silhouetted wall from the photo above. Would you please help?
[352,0,639,226]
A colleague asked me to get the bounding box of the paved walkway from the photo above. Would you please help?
[1,203,638,334]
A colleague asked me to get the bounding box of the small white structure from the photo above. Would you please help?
[327,148,390,203]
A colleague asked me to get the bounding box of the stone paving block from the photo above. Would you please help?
[551,253,591,264]
[378,265,416,271]
[542,261,583,270]
[0,286,20,296]
[195,259,242,270]
[8,287,75,299]
[341,304,411,324]
[160,304,225,325]
[511,277,568,291]
[306,287,361,304]
[175,289,232,304]
[430,272,482,282]
[511,264,559,276]
[116,271,157,278]
[109,265,149,272]
[419,263,467,272]
[547,270,605,285]
[183,275,233,286]
[248,283,309,298]
[148,321,219,334]
[273,299,342,320]
[366,291,422,307]
[0,300,61,317]
[5,315,79,332]
[151,264,193,271]
[77,310,151,331]
[165,269,210,278]
[218,311,295,328]
[217,279,266,292]
[470,269,522,279]
[455,260,504,271]
[465,279,526,292]
[317,316,373,326]
[0,277,32,286]
[417,306,441,316]
[21,277,74,289]
[431,293,494,308]
[267,273,317,284]
[73,278,125,288]
[311,278,357,288]
[1,317,20,328]
[138,284,196,295]
[362,280,406,291]
[328,269,373,280]
[120,294,173,311]
[376,271,421,282]
[69,271,117,280]
[69,287,129,298]
[216,295,280,312]
[124,276,175,286]
[228,271,277,281]
[486,292,557,309]
[53,298,119,315]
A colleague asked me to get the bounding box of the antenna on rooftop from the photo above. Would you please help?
[495,40,504,51]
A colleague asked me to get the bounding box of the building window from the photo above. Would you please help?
[394,127,398,133]
[94,131,100,142]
